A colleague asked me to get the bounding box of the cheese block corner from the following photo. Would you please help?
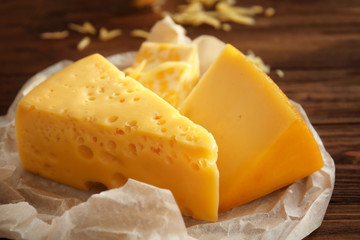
[15,53,219,221]
[180,44,324,212]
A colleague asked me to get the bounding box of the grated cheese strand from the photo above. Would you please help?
[69,21,96,35]
[265,7,276,17]
[41,31,69,40]
[246,50,270,74]
[99,27,122,41]
[131,29,150,39]
[275,69,285,78]
[77,36,91,51]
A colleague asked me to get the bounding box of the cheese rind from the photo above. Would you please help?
[179,44,323,212]
[15,54,219,221]
[125,42,199,108]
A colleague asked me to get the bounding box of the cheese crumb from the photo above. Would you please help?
[99,27,122,41]
[265,7,275,17]
[246,50,270,74]
[69,21,97,35]
[131,29,150,39]
[221,23,232,31]
[77,36,91,51]
[41,31,69,40]
[251,5,264,14]
[275,69,285,78]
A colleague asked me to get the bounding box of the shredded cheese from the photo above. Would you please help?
[99,27,122,41]
[265,7,275,17]
[69,21,96,35]
[246,50,270,74]
[221,23,232,32]
[216,2,255,25]
[131,29,150,39]
[41,31,69,40]
[154,0,272,30]
[77,36,91,51]
[275,69,285,78]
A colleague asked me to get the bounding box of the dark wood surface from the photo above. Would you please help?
[0,0,359,239]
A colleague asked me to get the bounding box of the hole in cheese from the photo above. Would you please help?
[126,89,134,93]
[106,140,117,150]
[169,136,176,148]
[153,113,162,120]
[166,156,174,164]
[151,145,162,155]
[78,137,85,144]
[98,87,105,93]
[112,172,128,187]
[157,119,166,125]
[128,143,137,156]
[183,153,191,163]
[85,181,108,192]
[108,115,119,123]
[125,120,138,132]
[48,152,57,163]
[101,151,122,164]
[115,128,125,135]
[78,145,94,159]
[191,162,200,171]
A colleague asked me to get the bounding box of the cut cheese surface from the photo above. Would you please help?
[15,54,219,221]
[179,44,324,212]
[125,42,199,108]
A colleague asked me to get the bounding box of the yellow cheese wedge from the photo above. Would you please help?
[15,54,219,221]
[179,44,324,212]
[125,42,199,108]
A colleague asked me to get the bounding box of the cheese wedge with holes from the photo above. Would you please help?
[180,44,324,212]
[125,42,199,108]
[15,54,219,221]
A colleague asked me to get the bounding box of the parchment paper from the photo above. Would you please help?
[0,17,335,240]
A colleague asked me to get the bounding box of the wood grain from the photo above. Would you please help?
[0,0,359,239]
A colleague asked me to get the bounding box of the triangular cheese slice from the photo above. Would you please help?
[15,54,219,221]
[180,44,323,212]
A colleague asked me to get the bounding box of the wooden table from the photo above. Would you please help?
[0,0,359,239]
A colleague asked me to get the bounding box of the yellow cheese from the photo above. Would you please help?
[179,44,323,212]
[15,54,219,221]
[125,42,199,108]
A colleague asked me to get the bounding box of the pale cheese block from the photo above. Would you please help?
[125,42,199,108]
[179,44,324,212]
[15,54,219,221]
